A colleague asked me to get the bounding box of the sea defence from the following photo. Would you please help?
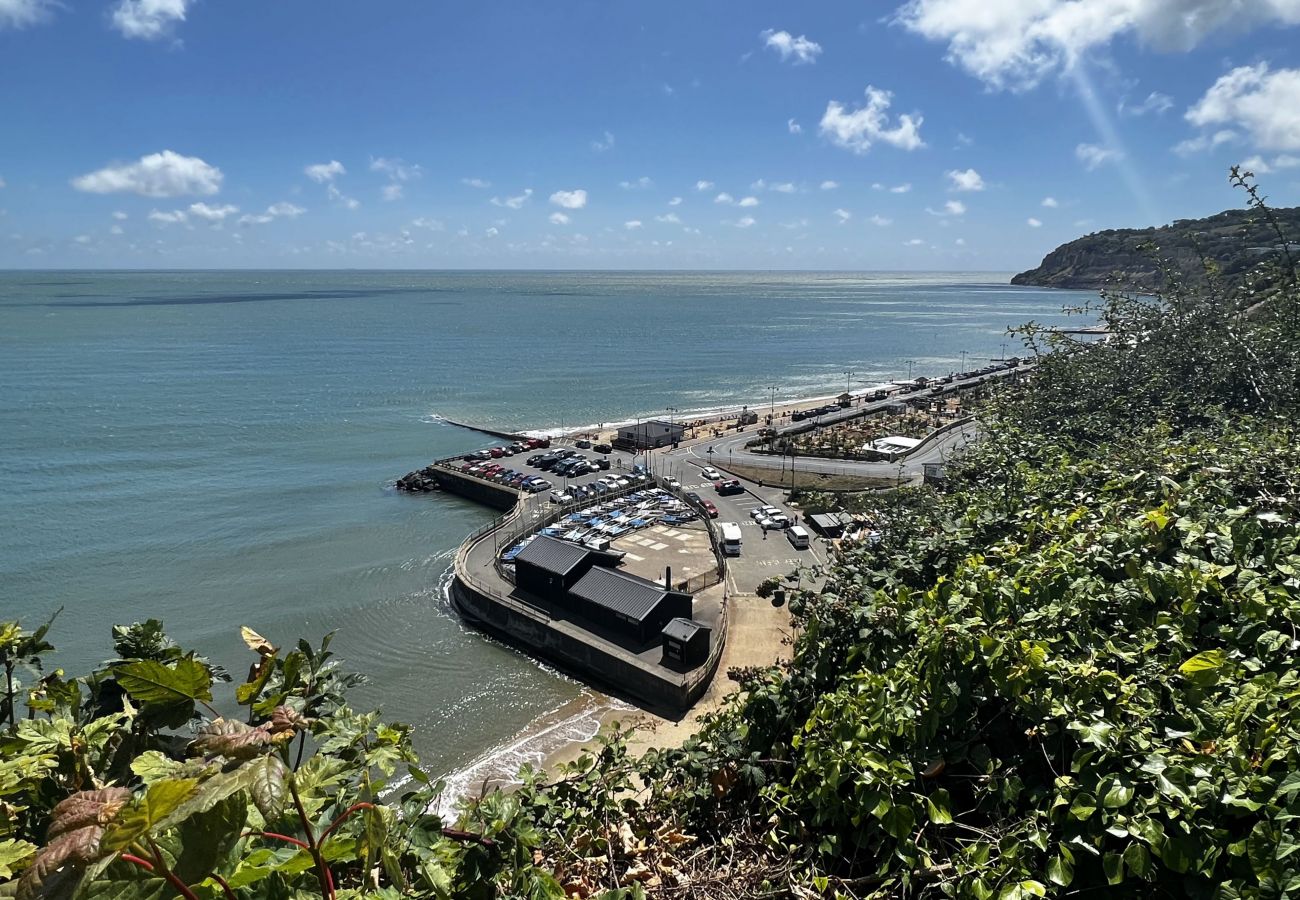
[447,478,728,712]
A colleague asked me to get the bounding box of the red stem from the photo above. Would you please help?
[320,802,377,843]
[289,779,335,900]
[245,829,311,850]
[211,873,238,900]
[123,850,202,900]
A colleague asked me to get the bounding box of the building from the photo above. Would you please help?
[514,536,606,598]
[614,419,686,450]
[661,618,711,669]
[807,512,855,538]
[513,536,694,645]
[568,566,692,644]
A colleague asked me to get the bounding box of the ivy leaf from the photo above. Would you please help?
[1178,650,1227,686]
[882,804,915,840]
[1124,842,1154,880]
[926,789,954,825]
[1103,852,1124,885]
[1069,793,1098,821]
[1046,854,1073,887]
[1103,781,1134,809]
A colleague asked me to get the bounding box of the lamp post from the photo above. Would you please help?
[906,359,915,381]
[769,385,776,418]
[960,349,969,373]
[843,370,853,395]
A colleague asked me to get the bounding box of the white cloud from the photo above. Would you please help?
[591,131,615,152]
[655,213,681,224]
[895,0,1300,90]
[461,177,491,189]
[820,86,925,153]
[1120,91,1174,116]
[491,188,534,209]
[550,189,588,209]
[1076,142,1122,170]
[788,118,803,134]
[111,0,188,40]
[1242,153,1300,173]
[737,196,760,207]
[237,202,304,226]
[1042,196,1059,208]
[370,157,421,182]
[381,184,402,201]
[771,182,797,193]
[946,168,985,191]
[305,161,346,183]
[72,150,222,197]
[619,176,653,190]
[485,227,499,237]
[109,224,124,235]
[327,183,360,210]
[267,202,304,218]
[0,0,56,29]
[870,214,892,226]
[695,180,714,191]
[187,202,238,223]
[549,212,571,225]
[955,237,967,245]
[820,180,839,190]
[411,217,444,230]
[891,183,912,193]
[905,238,925,246]
[1186,64,1300,152]
[1173,129,1238,155]
[735,216,756,228]
[834,208,851,223]
[714,192,735,204]
[668,196,683,206]
[928,199,967,216]
[112,211,128,220]
[761,28,823,65]
[1027,217,1043,227]
[147,209,188,225]
[624,220,643,230]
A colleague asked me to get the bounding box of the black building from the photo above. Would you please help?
[661,618,711,669]
[613,419,686,450]
[514,536,603,598]
[568,566,693,644]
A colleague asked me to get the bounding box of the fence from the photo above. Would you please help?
[481,475,727,593]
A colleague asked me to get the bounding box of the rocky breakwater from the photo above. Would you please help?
[396,465,440,493]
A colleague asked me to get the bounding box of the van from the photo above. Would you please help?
[720,522,743,556]
[787,526,810,550]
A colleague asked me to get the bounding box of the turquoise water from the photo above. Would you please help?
[0,270,1092,780]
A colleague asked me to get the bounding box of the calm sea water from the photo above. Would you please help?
[0,270,1092,782]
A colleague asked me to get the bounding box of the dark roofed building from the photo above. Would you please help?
[514,536,600,599]
[808,512,854,538]
[568,566,693,644]
[661,618,711,669]
[613,419,686,450]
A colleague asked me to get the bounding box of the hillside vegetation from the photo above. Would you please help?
[1012,199,1300,292]
[2,172,1299,899]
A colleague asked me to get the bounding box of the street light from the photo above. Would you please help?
[960,349,969,372]
[906,359,915,381]
[843,370,853,395]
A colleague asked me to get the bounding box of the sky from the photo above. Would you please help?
[1,0,1299,270]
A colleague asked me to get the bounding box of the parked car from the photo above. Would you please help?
[575,439,592,449]
[702,467,721,480]
[595,458,611,470]
[716,480,744,496]
[593,443,612,454]
[700,500,719,518]
[549,491,572,504]
[665,476,681,489]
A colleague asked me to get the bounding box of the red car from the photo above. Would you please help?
[701,500,719,518]
[489,447,505,458]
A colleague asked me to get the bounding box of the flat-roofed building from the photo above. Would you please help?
[613,419,686,450]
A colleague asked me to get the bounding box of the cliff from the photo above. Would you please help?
[1012,205,1300,291]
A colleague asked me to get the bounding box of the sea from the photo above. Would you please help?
[0,270,1094,803]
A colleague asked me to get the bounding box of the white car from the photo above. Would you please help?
[549,491,573,504]
[752,506,781,520]
[665,476,681,489]
[702,467,721,480]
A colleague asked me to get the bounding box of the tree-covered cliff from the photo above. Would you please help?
[1012,204,1300,291]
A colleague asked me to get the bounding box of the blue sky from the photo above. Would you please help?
[2,0,1299,269]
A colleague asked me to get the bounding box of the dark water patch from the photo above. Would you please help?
[42,287,429,308]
